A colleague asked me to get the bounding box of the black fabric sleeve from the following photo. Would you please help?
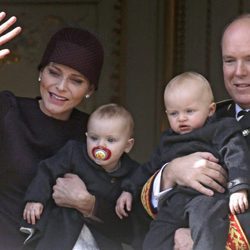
[89,195,133,244]
[0,91,14,118]
[214,118,250,193]
[121,145,163,197]
[24,141,74,205]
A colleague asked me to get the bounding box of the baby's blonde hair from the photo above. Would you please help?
[164,71,214,104]
[88,103,134,137]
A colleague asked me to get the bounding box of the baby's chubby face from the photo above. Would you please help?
[164,77,216,134]
[86,116,134,172]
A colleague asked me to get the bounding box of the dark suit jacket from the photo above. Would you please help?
[215,100,250,238]
[216,99,250,144]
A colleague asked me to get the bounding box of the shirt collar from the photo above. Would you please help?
[235,104,250,121]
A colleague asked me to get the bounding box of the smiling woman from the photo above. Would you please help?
[0,12,105,250]
[36,27,103,120]
[38,62,94,120]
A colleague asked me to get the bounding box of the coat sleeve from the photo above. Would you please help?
[24,141,75,205]
[0,91,14,119]
[214,118,250,193]
[121,144,164,198]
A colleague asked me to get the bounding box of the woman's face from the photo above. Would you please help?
[39,62,94,120]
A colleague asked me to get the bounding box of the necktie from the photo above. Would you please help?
[237,110,248,120]
[237,110,250,138]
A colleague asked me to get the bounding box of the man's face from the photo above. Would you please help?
[222,18,250,109]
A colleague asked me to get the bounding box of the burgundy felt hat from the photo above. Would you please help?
[38,27,104,89]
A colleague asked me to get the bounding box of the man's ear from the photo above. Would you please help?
[124,138,135,153]
[208,102,216,117]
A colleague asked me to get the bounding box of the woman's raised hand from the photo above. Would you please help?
[0,11,21,59]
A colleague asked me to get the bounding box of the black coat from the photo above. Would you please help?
[214,99,250,239]
[22,141,140,250]
[122,114,250,197]
[0,91,89,250]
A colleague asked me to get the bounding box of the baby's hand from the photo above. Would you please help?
[23,202,44,225]
[115,191,133,219]
[229,190,248,215]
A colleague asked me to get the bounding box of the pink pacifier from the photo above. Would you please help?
[92,146,111,161]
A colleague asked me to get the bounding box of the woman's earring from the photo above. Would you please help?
[38,76,41,82]
[85,94,90,99]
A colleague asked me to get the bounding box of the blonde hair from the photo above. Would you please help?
[88,103,134,137]
[164,71,214,103]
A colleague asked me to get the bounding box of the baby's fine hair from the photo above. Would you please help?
[165,71,214,103]
[89,103,134,137]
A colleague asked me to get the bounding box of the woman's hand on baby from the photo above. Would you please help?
[52,173,96,216]
[115,191,133,219]
[23,202,44,225]
[0,11,21,59]
[229,190,249,214]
